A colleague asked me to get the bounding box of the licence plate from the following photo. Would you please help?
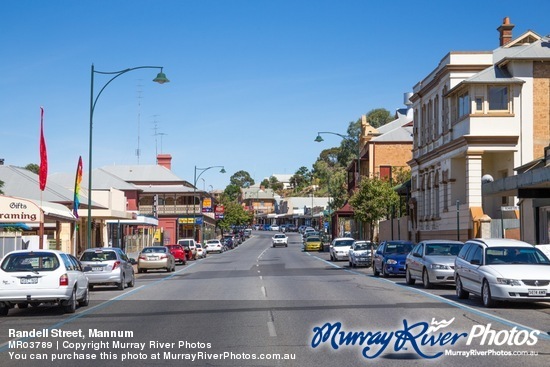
[92,267,103,271]
[149,257,159,260]
[20,277,38,284]
[528,289,546,296]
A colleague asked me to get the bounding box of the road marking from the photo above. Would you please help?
[307,253,550,341]
[267,321,277,337]
[261,286,267,297]
[259,275,263,280]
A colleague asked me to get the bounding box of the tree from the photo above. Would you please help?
[269,176,284,192]
[216,199,253,233]
[366,108,392,128]
[25,163,39,174]
[0,179,4,195]
[223,184,241,202]
[349,176,400,242]
[260,178,270,188]
[337,119,361,168]
[230,170,255,188]
[290,166,312,192]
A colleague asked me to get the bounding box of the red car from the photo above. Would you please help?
[166,244,187,265]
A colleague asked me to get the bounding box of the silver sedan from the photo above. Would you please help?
[137,246,176,273]
[405,240,463,288]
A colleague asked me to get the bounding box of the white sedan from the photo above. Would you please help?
[455,238,550,307]
[205,239,223,253]
[349,241,375,267]
[272,234,288,247]
[0,250,90,316]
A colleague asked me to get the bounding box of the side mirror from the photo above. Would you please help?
[413,252,422,258]
[470,259,481,265]
[83,265,93,272]
[129,258,137,265]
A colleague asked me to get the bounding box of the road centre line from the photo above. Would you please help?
[306,253,550,341]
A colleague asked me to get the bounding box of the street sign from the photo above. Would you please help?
[501,206,519,211]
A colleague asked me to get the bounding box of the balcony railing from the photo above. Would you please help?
[140,204,201,216]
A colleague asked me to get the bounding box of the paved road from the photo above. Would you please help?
[1,231,549,366]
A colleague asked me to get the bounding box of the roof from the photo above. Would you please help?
[371,125,413,142]
[135,185,195,194]
[100,164,188,184]
[496,35,550,66]
[0,165,96,207]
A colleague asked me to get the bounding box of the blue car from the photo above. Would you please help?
[373,240,414,277]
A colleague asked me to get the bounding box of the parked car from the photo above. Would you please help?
[287,224,298,232]
[165,244,187,265]
[0,250,90,315]
[223,236,235,249]
[177,239,197,259]
[329,237,355,261]
[205,239,223,253]
[80,247,136,290]
[270,224,280,231]
[244,229,252,238]
[373,240,415,277]
[303,236,323,252]
[272,234,288,248]
[455,238,550,307]
[253,224,261,230]
[196,243,206,258]
[348,241,376,268]
[405,240,463,288]
[137,246,176,273]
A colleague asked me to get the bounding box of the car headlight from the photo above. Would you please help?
[386,259,397,265]
[429,264,450,270]
[496,278,522,286]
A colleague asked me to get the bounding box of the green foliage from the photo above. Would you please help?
[223,184,241,202]
[349,176,400,241]
[366,108,393,128]
[230,170,255,188]
[269,176,284,192]
[260,178,270,188]
[0,179,4,195]
[290,166,312,192]
[25,163,40,174]
[216,199,253,231]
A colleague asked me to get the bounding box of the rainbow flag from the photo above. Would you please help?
[73,156,83,218]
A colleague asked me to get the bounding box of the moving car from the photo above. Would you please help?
[329,237,355,261]
[455,238,550,307]
[205,239,223,254]
[405,240,463,288]
[272,233,288,248]
[80,247,135,290]
[303,236,323,252]
[373,240,414,277]
[0,250,90,315]
[165,244,187,265]
[348,241,375,268]
[270,224,280,231]
[137,246,176,273]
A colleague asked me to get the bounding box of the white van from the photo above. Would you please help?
[177,239,197,260]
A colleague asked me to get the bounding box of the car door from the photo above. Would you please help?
[374,243,386,272]
[409,243,423,279]
[118,249,133,281]
[66,254,88,300]
[461,245,483,293]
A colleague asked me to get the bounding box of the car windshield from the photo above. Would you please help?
[80,250,117,261]
[1,252,60,272]
[425,243,463,256]
[274,235,286,238]
[354,243,371,251]
[384,243,413,254]
[206,240,219,245]
[142,247,166,254]
[307,237,320,242]
[485,247,550,265]
[334,240,354,247]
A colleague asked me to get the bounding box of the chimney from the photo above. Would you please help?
[156,154,172,170]
[497,17,514,46]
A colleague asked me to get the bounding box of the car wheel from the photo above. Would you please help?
[117,276,125,290]
[78,288,90,307]
[0,305,9,316]
[63,288,77,314]
[382,263,389,278]
[482,280,496,308]
[349,260,352,267]
[405,268,416,285]
[17,303,28,309]
[455,275,469,299]
[373,265,380,277]
[127,273,135,288]
[422,268,433,289]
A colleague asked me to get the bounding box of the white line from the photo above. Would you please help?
[267,321,277,337]
[259,276,263,280]
[261,286,267,297]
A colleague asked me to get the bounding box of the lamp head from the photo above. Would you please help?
[220,168,226,174]
[153,70,170,84]
[314,134,324,143]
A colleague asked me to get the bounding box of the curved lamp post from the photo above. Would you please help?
[87,65,169,248]
[193,165,225,240]
[315,131,362,239]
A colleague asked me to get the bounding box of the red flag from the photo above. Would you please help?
[39,107,48,191]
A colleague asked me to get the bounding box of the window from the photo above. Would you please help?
[475,97,484,112]
[458,92,470,119]
[488,86,508,111]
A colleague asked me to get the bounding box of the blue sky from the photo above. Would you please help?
[1,1,548,190]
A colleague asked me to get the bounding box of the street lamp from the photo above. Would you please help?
[87,64,169,249]
[193,165,225,241]
[315,131,362,239]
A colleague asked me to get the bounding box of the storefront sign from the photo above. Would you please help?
[0,196,41,223]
